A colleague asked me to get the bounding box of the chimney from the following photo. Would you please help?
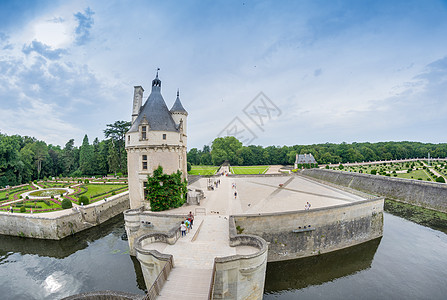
[132,86,144,124]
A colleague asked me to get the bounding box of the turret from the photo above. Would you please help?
[170,89,188,141]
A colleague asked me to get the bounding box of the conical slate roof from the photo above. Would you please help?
[170,90,188,115]
[129,75,178,133]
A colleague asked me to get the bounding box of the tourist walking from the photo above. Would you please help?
[180,221,187,237]
[234,191,237,199]
[187,211,194,227]
[185,218,191,233]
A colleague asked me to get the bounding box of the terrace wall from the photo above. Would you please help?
[233,197,384,262]
[301,169,447,213]
[0,191,130,240]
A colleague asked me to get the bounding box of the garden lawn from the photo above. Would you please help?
[230,166,270,175]
[188,166,219,175]
[82,183,128,201]
[395,170,432,181]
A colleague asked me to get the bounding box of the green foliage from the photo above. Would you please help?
[211,136,243,165]
[20,206,26,213]
[338,164,344,170]
[146,166,187,212]
[371,169,377,175]
[78,195,89,205]
[61,198,73,209]
[84,179,89,184]
[436,176,445,183]
[187,162,192,172]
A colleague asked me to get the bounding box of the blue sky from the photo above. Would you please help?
[0,0,447,149]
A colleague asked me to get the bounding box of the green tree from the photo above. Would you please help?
[104,120,131,173]
[107,139,120,175]
[211,136,243,165]
[79,135,94,175]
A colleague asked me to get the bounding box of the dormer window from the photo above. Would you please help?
[141,126,147,140]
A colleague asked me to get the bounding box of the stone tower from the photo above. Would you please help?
[125,71,188,209]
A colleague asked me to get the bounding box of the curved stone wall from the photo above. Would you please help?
[233,197,384,262]
[124,208,183,255]
[62,290,143,300]
[302,169,447,213]
[210,217,268,300]
[134,233,175,291]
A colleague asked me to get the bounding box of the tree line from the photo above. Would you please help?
[0,121,130,187]
[188,136,447,166]
[3,128,447,188]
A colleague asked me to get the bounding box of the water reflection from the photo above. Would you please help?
[0,214,125,259]
[264,238,381,293]
[0,214,146,300]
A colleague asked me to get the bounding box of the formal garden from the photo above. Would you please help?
[329,160,446,183]
[0,176,128,214]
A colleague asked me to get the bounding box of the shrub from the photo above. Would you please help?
[62,198,73,209]
[325,165,330,169]
[84,179,89,184]
[187,162,192,172]
[78,195,89,205]
[26,196,29,200]
[20,206,26,213]
[117,172,123,177]
[371,170,377,175]
[338,164,344,170]
[436,176,445,183]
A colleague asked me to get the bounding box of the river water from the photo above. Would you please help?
[0,212,446,300]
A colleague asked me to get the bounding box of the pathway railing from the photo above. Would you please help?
[208,259,217,300]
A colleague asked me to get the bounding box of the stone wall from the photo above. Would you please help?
[210,217,268,300]
[301,169,447,213]
[124,208,184,255]
[134,233,175,291]
[233,198,384,262]
[0,192,130,240]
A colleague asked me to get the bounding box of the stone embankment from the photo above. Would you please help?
[233,197,383,262]
[301,169,447,213]
[0,191,130,239]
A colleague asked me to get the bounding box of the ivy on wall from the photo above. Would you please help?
[146,166,187,211]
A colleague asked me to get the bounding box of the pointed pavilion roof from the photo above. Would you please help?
[170,90,188,115]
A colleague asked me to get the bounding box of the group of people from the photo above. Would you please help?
[208,179,222,190]
[305,201,311,210]
[180,211,194,237]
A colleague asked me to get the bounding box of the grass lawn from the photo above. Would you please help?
[230,166,270,175]
[188,166,219,175]
[0,184,33,199]
[7,199,62,213]
[394,170,432,181]
[82,184,128,200]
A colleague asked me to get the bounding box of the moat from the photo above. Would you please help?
[0,210,446,300]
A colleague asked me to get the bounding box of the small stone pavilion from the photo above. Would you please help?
[125,71,188,209]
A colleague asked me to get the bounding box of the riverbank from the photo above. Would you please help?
[384,199,447,234]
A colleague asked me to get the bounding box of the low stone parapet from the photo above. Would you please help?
[233,197,384,262]
[301,168,447,213]
[124,209,183,255]
[209,217,268,299]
